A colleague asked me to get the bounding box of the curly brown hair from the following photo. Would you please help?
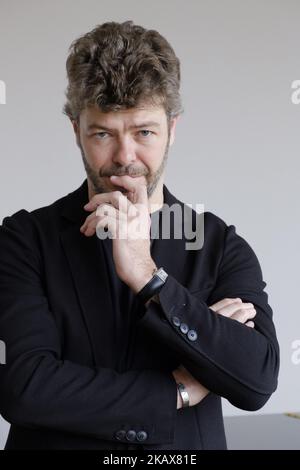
[63,20,183,123]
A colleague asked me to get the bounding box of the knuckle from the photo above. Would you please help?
[96,220,105,231]
[89,195,97,204]
[103,203,111,212]
[114,190,123,199]
[245,309,256,319]
[96,204,106,216]
[240,302,253,310]
[86,213,94,222]
[94,198,102,208]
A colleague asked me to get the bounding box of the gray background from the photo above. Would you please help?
[0,0,299,449]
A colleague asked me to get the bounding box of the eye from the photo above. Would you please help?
[95,132,108,139]
[139,130,153,137]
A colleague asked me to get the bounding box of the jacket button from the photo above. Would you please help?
[126,430,137,441]
[172,316,181,327]
[115,429,126,441]
[187,329,198,341]
[180,323,189,334]
[136,430,148,442]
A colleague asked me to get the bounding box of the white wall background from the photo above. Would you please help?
[0,0,299,449]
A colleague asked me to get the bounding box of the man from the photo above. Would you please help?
[0,20,279,450]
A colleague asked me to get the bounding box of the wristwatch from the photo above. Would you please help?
[137,267,168,304]
[177,382,190,408]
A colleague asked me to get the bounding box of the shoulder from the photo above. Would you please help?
[202,210,228,232]
[184,206,260,267]
[1,193,66,229]
[0,188,75,246]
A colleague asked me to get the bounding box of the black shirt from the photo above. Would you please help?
[97,206,162,371]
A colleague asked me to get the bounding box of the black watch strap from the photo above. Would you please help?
[137,268,168,303]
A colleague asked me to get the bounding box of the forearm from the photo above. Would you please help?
[140,275,279,411]
[173,366,210,409]
[0,353,177,444]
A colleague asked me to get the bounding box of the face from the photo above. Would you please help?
[72,103,179,199]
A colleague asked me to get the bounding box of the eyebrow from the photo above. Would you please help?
[87,121,161,132]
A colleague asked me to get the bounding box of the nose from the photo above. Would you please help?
[112,136,137,166]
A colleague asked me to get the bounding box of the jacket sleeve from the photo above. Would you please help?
[139,222,280,411]
[0,211,177,445]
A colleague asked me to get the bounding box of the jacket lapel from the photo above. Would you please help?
[60,180,115,367]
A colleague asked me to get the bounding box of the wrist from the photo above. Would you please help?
[128,261,157,294]
[137,267,168,304]
[177,382,190,408]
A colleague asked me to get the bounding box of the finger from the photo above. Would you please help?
[209,298,242,312]
[80,205,120,236]
[96,215,117,239]
[80,212,99,234]
[110,175,148,206]
[96,204,126,220]
[231,307,257,324]
[245,321,255,328]
[84,190,132,213]
[97,205,129,239]
[214,300,255,318]
[81,216,100,236]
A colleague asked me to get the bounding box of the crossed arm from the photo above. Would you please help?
[173,296,257,409]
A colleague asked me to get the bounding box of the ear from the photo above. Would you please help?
[169,115,180,147]
[71,118,81,148]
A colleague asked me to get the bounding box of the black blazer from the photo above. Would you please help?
[0,180,279,450]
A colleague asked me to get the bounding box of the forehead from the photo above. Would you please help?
[80,104,167,129]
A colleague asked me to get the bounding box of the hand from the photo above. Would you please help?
[80,175,156,293]
[172,365,209,409]
[209,297,257,328]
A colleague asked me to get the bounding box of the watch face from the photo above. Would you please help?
[156,268,168,282]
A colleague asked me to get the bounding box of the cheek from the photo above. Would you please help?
[81,138,108,165]
[139,143,166,168]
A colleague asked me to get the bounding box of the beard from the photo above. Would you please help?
[79,135,170,199]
